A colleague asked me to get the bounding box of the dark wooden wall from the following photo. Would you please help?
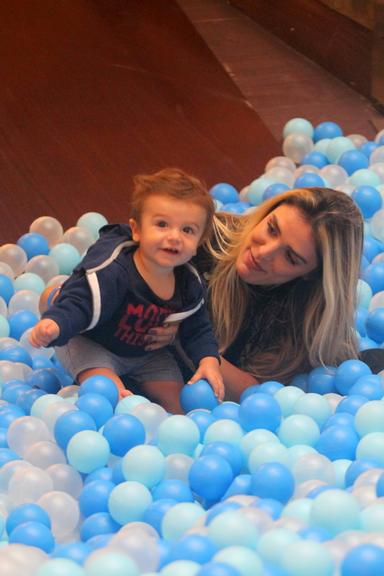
[0,0,279,244]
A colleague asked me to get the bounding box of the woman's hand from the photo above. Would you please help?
[188,356,225,402]
[144,322,179,351]
[29,319,60,348]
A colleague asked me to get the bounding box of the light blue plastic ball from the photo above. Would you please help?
[54,409,97,450]
[157,415,200,456]
[354,400,384,436]
[161,501,205,541]
[309,489,361,535]
[108,480,152,525]
[349,169,381,188]
[326,137,355,163]
[357,280,373,310]
[66,430,110,473]
[247,176,274,205]
[283,117,314,139]
[49,243,81,275]
[77,212,108,241]
[122,444,165,488]
[356,432,384,464]
[13,272,46,294]
[0,315,10,338]
[278,414,320,447]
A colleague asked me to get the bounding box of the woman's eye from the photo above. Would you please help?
[267,221,277,236]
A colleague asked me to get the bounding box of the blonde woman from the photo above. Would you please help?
[147,187,368,401]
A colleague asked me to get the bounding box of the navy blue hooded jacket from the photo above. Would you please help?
[43,224,220,367]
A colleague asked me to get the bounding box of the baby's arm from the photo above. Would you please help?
[29,319,60,348]
[188,356,225,402]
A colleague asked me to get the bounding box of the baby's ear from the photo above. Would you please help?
[129,218,140,242]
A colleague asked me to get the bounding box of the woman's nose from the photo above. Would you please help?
[259,240,280,261]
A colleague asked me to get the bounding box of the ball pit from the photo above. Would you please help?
[0,123,384,574]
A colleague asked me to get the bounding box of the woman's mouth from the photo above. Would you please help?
[249,249,265,272]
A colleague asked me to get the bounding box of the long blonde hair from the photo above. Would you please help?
[207,187,363,382]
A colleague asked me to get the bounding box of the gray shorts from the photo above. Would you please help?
[55,335,183,383]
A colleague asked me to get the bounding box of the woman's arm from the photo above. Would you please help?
[220,356,259,402]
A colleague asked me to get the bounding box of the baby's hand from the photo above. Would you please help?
[188,357,225,402]
[29,319,60,348]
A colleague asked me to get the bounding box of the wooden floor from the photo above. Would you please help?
[1,0,383,246]
[0,0,278,244]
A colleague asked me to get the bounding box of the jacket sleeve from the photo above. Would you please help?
[178,303,220,368]
[42,261,128,346]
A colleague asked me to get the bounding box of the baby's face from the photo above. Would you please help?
[130,194,207,271]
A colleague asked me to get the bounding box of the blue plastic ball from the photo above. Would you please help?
[294,172,325,188]
[75,393,113,429]
[16,387,45,414]
[338,149,369,175]
[377,472,384,497]
[313,121,343,142]
[211,402,240,421]
[189,454,234,502]
[168,533,217,564]
[345,458,382,488]
[356,307,368,337]
[196,561,241,576]
[0,404,25,428]
[6,503,51,535]
[365,308,384,344]
[363,236,383,262]
[8,520,54,553]
[51,541,91,564]
[315,425,359,460]
[2,382,31,404]
[360,141,379,158]
[0,273,14,304]
[254,498,283,520]
[79,479,116,517]
[363,262,384,293]
[79,374,119,408]
[352,185,382,218]
[222,474,252,499]
[349,374,384,399]
[0,447,20,467]
[17,232,49,259]
[334,359,372,395]
[188,409,216,441]
[301,150,329,168]
[307,366,336,394]
[152,479,194,503]
[210,183,239,204]
[102,413,145,456]
[54,409,97,450]
[340,543,384,576]
[0,345,33,366]
[142,498,178,534]
[26,368,62,393]
[80,512,120,541]
[201,441,243,476]
[238,392,281,432]
[8,309,38,340]
[250,462,295,504]
[180,380,219,412]
[336,394,369,415]
[262,182,290,201]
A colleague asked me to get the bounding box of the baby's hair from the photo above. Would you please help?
[131,168,215,242]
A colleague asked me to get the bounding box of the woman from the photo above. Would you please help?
[146,187,366,401]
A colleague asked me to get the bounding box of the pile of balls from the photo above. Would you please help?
[0,119,384,576]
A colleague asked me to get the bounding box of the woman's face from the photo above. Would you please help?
[236,204,319,285]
